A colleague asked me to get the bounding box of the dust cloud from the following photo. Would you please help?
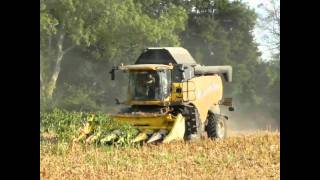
[222,107,279,136]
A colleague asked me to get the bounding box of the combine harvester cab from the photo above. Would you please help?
[108,47,234,144]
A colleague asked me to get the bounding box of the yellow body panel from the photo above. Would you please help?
[171,75,223,122]
[170,75,222,123]
[171,83,183,102]
[110,113,186,143]
[162,113,185,143]
[126,96,170,106]
[110,113,175,130]
[148,74,223,123]
[189,74,223,122]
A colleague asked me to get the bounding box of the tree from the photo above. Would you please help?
[257,0,280,60]
[40,0,106,99]
[256,0,280,122]
[40,0,187,100]
[176,0,261,106]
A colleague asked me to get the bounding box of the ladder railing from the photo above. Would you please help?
[182,80,196,102]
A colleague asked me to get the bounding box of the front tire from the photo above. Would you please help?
[183,106,202,141]
[206,111,227,139]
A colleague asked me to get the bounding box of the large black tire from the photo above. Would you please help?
[206,111,227,139]
[183,106,202,140]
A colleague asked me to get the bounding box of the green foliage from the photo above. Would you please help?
[40,109,139,146]
[178,0,262,107]
[55,83,101,112]
[87,114,139,147]
[40,0,187,100]
[40,108,86,142]
[40,0,187,60]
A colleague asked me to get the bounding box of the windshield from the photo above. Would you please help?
[128,70,170,101]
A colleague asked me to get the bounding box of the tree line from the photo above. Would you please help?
[40,0,280,127]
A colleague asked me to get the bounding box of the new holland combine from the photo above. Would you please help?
[75,47,234,145]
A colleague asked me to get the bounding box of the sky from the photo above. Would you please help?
[240,0,278,61]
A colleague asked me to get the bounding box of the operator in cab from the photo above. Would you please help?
[145,73,156,98]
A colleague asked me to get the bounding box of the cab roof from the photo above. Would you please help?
[118,64,173,71]
[135,47,197,65]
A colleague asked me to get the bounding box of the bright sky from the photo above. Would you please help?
[240,0,278,61]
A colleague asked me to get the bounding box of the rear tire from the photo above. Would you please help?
[206,111,227,139]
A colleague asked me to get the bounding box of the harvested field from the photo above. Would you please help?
[40,131,280,180]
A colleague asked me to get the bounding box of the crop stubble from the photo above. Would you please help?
[40,131,280,180]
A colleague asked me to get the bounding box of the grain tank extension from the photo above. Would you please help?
[109,47,234,143]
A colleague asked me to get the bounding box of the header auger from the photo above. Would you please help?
[75,47,234,145]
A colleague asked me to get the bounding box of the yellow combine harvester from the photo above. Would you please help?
[107,47,234,144]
